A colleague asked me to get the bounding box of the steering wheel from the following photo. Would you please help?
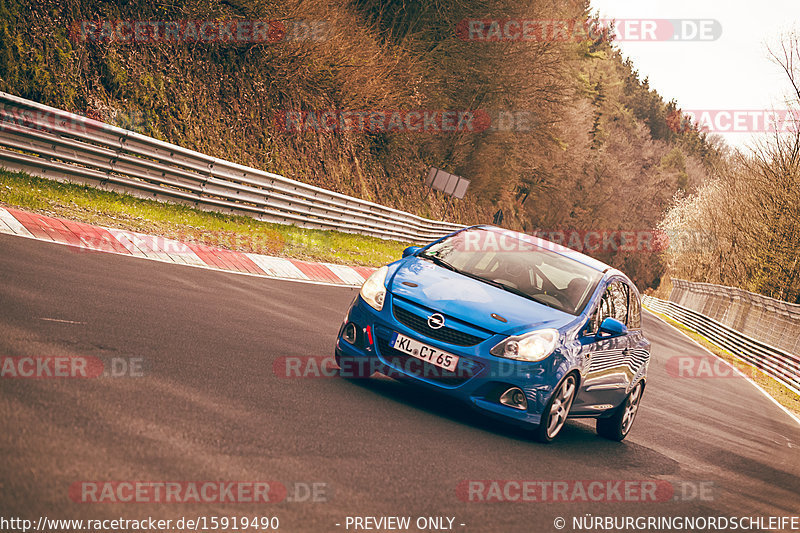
[551,290,573,309]
[532,292,561,307]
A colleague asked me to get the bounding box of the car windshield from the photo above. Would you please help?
[418,228,604,315]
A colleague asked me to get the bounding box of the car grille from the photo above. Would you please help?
[375,334,483,387]
[393,306,485,346]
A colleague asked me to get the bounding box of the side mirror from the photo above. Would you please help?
[598,317,628,338]
[402,246,422,258]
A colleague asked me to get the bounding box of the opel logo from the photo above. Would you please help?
[427,313,445,329]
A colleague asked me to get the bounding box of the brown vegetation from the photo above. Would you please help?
[0,0,716,288]
[660,34,800,304]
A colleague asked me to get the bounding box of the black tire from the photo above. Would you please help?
[334,352,374,379]
[596,381,644,441]
[534,373,578,443]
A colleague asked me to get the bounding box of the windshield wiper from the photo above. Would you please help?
[484,279,539,302]
[445,269,533,300]
[417,254,559,309]
[418,252,459,272]
[469,275,562,309]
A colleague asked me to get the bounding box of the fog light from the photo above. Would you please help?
[343,323,357,344]
[499,387,528,410]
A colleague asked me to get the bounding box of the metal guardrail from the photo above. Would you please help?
[643,295,800,396]
[0,91,465,243]
[670,278,800,356]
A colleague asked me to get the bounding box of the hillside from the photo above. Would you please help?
[0,0,717,288]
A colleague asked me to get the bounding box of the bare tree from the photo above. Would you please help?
[660,32,800,302]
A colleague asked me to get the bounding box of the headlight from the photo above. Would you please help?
[490,329,559,362]
[360,265,389,311]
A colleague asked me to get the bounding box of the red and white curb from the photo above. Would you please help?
[0,207,376,287]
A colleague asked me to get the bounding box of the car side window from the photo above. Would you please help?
[627,282,642,329]
[586,280,629,334]
[587,287,611,334]
[608,281,629,324]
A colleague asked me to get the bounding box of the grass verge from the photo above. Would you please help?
[0,169,411,266]
[645,306,800,419]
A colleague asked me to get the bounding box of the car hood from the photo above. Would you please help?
[388,257,577,335]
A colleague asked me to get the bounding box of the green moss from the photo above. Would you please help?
[100,52,129,97]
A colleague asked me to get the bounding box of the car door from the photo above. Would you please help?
[621,280,651,393]
[571,279,635,413]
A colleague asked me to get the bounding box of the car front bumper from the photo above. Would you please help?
[334,294,571,428]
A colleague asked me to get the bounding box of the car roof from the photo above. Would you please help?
[471,225,613,273]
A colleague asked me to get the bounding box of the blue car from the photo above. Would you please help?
[335,226,650,442]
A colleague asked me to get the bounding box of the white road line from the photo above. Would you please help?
[644,308,800,428]
[38,317,87,324]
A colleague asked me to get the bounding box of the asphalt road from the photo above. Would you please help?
[1,233,798,532]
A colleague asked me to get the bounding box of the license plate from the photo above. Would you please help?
[390,332,460,372]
